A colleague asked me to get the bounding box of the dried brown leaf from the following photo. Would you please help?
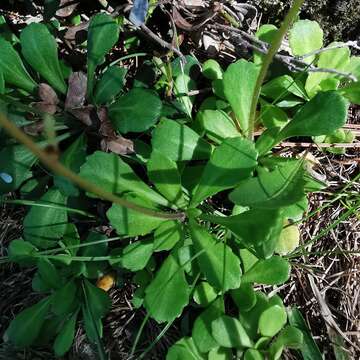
[97,107,134,155]
[101,137,134,155]
[64,22,89,41]
[56,0,79,17]
[38,83,59,105]
[35,102,58,115]
[70,106,95,126]
[65,71,87,110]
[23,121,44,136]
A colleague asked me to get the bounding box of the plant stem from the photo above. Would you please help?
[248,0,305,140]
[0,113,185,221]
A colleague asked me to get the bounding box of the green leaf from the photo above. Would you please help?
[275,221,300,255]
[244,349,264,360]
[262,75,307,100]
[192,298,224,353]
[166,337,205,360]
[269,326,304,360]
[79,151,168,206]
[206,209,283,259]
[109,88,162,133]
[203,59,223,80]
[191,137,258,206]
[242,256,290,285]
[80,232,108,279]
[204,209,283,258]
[83,279,111,319]
[82,304,103,343]
[277,91,348,141]
[223,59,260,136]
[107,194,164,236]
[0,37,37,92]
[8,239,37,264]
[231,283,256,312]
[287,307,322,360]
[196,110,238,144]
[339,81,360,105]
[152,119,212,161]
[87,13,119,98]
[229,160,305,209]
[258,305,287,337]
[23,188,68,248]
[54,311,78,357]
[175,74,197,117]
[305,43,351,97]
[0,68,5,94]
[52,280,78,316]
[189,220,241,291]
[20,23,66,93]
[289,20,323,64]
[254,24,277,65]
[238,292,269,339]
[239,249,259,273]
[54,134,87,197]
[260,104,288,129]
[193,282,218,307]
[208,347,233,360]
[121,240,153,271]
[154,220,183,252]
[94,65,127,104]
[37,258,62,289]
[147,150,186,207]
[0,144,38,194]
[62,223,80,256]
[5,297,51,347]
[211,315,253,348]
[144,253,190,323]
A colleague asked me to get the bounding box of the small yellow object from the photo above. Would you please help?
[96,273,116,292]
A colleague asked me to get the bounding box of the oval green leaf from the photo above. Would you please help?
[258,305,287,337]
[20,23,66,94]
[0,37,36,92]
[191,137,258,206]
[242,256,290,285]
[94,65,127,105]
[211,315,253,348]
[144,254,190,323]
[223,59,260,136]
[189,220,241,292]
[109,88,162,133]
[87,13,119,97]
[23,188,68,249]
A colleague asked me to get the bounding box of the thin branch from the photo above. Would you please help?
[210,23,358,82]
[299,41,360,59]
[277,142,360,148]
[0,113,186,221]
[139,23,185,60]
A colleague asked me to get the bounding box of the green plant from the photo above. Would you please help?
[0,2,359,359]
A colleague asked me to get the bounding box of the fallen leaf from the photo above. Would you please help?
[101,137,135,155]
[56,0,79,18]
[23,121,45,136]
[69,106,95,126]
[64,22,89,41]
[65,71,87,109]
[97,107,134,155]
[38,83,59,105]
[36,102,58,114]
